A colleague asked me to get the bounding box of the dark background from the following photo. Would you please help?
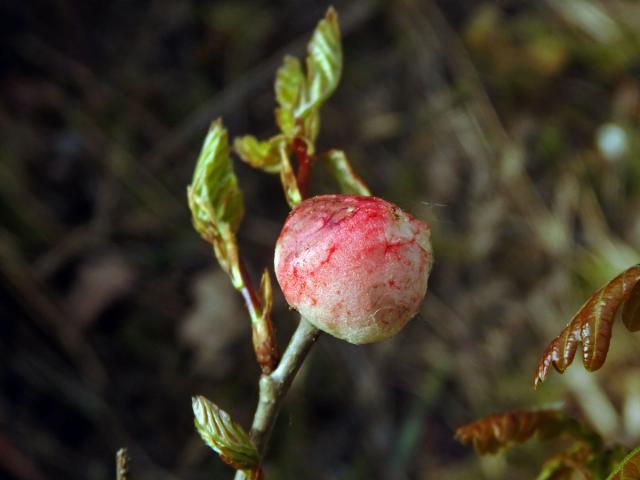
[2,0,640,479]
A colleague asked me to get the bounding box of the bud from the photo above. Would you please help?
[274,194,433,344]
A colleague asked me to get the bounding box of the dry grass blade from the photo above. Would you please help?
[534,265,640,388]
[455,409,582,455]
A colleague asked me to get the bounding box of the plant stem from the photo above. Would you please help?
[116,448,129,480]
[293,137,313,199]
[234,317,320,480]
[238,260,262,322]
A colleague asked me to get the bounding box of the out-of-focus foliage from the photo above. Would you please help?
[457,408,628,479]
[455,409,598,455]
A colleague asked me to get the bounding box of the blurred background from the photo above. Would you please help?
[2,0,640,478]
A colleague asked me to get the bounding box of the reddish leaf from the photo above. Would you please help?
[622,283,640,332]
[534,265,640,388]
[537,445,594,480]
[455,409,590,455]
[607,446,640,480]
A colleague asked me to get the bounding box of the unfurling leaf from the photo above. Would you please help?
[192,396,259,471]
[534,264,640,387]
[607,445,640,480]
[189,119,244,234]
[275,55,305,113]
[234,135,281,174]
[252,269,278,374]
[296,6,342,119]
[188,119,244,287]
[273,7,342,141]
[320,149,371,196]
[455,409,599,455]
[622,283,640,332]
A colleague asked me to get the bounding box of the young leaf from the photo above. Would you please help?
[192,396,259,471]
[296,7,342,119]
[234,135,281,174]
[607,445,640,480]
[455,409,598,455]
[534,264,640,387]
[252,269,278,374]
[274,55,305,137]
[320,149,371,196]
[275,55,305,112]
[188,119,244,287]
[188,119,244,236]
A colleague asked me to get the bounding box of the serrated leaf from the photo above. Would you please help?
[192,395,259,470]
[534,264,640,387]
[188,119,244,287]
[234,135,281,174]
[296,7,342,119]
[622,283,640,332]
[275,55,305,112]
[188,119,244,236]
[607,445,640,480]
[455,409,598,455]
[321,149,371,195]
[300,109,320,147]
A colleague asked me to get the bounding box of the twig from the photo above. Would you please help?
[116,448,130,480]
[234,318,319,480]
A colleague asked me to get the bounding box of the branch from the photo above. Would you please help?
[234,318,319,479]
[116,448,129,480]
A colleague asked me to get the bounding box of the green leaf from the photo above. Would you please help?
[188,119,244,238]
[296,7,342,119]
[234,135,281,173]
[188,119,244,287]
[321,149,371,195]
[301,109,320,147]
[192,395,259,471]
[275,55,305,112]
[275,107,296,137]
[607,445,640,480]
